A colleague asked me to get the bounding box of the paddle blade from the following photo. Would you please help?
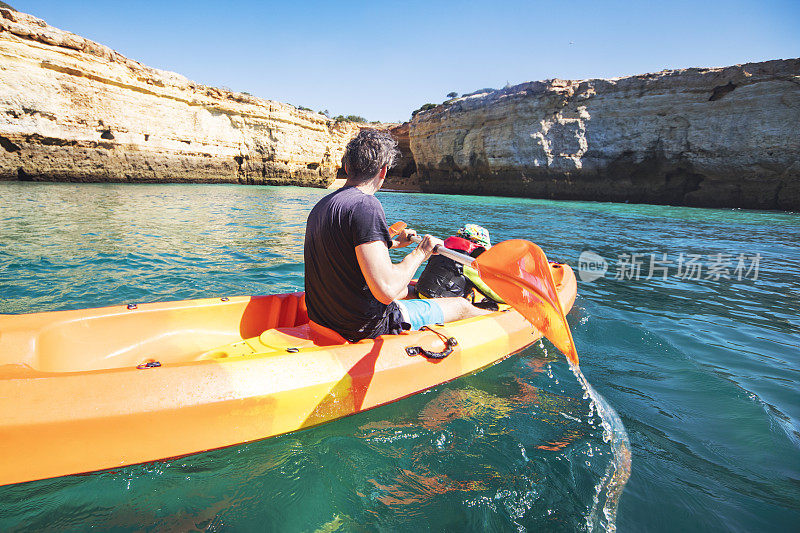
[388,221,407,238]
[475,240,579,366]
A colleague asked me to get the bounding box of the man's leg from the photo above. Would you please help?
[433,297,492,323]
[397,297,491,330]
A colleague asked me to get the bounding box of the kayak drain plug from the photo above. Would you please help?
[127,303,138,310]
[136,361,161,369]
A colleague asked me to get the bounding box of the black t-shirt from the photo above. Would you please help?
[304,186,405,342]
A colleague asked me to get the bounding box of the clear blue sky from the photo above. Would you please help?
[10,0,800,122]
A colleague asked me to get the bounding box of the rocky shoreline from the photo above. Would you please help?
[1,7,797,210]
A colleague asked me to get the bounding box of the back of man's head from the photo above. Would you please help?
[342,129,400,183]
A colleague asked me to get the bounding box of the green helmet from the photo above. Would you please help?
[457,224,491,248]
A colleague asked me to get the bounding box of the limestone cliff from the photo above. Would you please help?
[410,60,800,210]
[381,122,420,191]
[387,123,416,179]
[0,9,360,186]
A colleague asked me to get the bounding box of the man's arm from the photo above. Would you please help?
[356,234,441,305]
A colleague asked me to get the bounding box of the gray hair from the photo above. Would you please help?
[342,129,400,182]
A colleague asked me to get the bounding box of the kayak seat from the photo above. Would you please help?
[258,325,316,351]
[195,326,318,360]
[196,322,350,361]
[259,322,350,349]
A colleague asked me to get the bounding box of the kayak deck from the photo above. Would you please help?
[0,264,576,486]
[0,292,311,373]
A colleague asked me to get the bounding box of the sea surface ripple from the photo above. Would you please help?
[0,182,798,532]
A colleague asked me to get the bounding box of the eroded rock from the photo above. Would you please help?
[0,10,360,185]
[410,60,800,210]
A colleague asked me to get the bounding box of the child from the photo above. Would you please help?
[416,224,504,308]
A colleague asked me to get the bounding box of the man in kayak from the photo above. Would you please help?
[304,129,490,342]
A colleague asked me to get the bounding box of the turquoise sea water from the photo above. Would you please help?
[0,182,798,532]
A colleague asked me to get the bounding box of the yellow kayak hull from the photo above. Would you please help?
[0,264,576,486]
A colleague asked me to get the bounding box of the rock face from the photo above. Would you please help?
[387,122,416,179]
[0,9,360,186]
[410,60,800,210]
[382,122,420,191]
[4,8,797,209]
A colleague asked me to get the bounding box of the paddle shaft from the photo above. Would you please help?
[409,235,476,266]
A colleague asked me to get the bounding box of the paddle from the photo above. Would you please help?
[388,222,579,365]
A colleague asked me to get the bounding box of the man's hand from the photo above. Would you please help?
[417,234,444,258]
[392,228,416,248]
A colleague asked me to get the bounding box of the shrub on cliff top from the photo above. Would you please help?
[0,2,15,10]
[411,103,437,117]
[333,115,367,123]
[463,88,495,97]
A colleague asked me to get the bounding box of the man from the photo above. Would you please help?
[304,129,488,342]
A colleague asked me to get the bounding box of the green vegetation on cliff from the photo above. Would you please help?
[411,103,437,117]
[334,115,367,123]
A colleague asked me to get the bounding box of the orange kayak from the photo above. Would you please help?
[0,264,576,487]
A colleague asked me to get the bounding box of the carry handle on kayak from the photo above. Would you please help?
[405,336,458,360]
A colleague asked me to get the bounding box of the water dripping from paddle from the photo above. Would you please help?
[570,360,631,532]
[473,239,630,529]
[394,226,632,528]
